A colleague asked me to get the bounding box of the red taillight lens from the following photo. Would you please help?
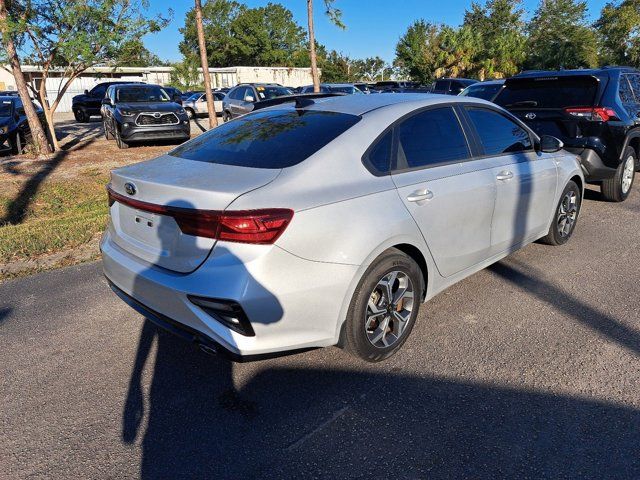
[565,106,618,122]
[107,186,293,244]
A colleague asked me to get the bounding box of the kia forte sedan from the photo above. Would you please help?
[102,94,584,362]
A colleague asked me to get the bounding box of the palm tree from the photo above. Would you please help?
[306,0,345,93]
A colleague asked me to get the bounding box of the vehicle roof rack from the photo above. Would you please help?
[252,92,345,111]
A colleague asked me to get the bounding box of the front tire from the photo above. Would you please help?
[223,110,231,122]
[343,248,423,362]
[103,120,113,140]
[602,147,635,202]
[115,128,129,149]
[540,180,581,246]
[185,108,195,119]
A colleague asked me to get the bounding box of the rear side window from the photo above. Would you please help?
[619,76,635,105]
[433,80,449,92]
[365,130,393,174]
[170,109,360,169]
[495,76,599,108]
[626,74,640,102]
[466,108,532,155]
[395,107,469,170]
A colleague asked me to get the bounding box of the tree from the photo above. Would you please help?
[395,20,444,84]
[11,0,169,150]
[194,0,217,128]
[169,57,203,91]
[319,50,351,82]
[0,0,51,154]
[352,56,390,82]
[116,39,168,67]
[462,0,526,79]
[596,0,640,66]
[526,0,598,70]
[307,0,344,92]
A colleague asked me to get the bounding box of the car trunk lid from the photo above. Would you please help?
[107,154,280,273]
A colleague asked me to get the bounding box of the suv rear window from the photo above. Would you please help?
[169,109,360,168]
[495,76,600,109]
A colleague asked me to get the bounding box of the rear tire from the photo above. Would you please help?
[540,180,581,246]
[343,248,423,362]
[602,147,635,202]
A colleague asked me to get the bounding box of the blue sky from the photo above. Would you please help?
[144,0,609,64]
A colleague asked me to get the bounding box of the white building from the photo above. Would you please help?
[0,65,316,112]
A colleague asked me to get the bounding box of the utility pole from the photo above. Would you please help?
[307,0,320,93]
[0,0,52,154]
[194,0,217,128]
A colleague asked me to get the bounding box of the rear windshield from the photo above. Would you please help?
[255,86,292,100]
[169,109,361,168]
[495,76,600,109]
[460,83,503,100]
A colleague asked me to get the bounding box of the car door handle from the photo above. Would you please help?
[407,189,434,202]
[496,171,514,181]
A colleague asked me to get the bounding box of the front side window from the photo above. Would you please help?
[0,100,13,117]
[433,80,449,92]
[170,109,361,169]
[395,107,469,170]
[255,86,291,100]
[91,84,107,98]
[466,108,533,155]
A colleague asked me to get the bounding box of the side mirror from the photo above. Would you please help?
[245,95,255,103]
[101,98,112,106]
[173,94,182,105]
[84,89,90,96]
[538,135,563,153]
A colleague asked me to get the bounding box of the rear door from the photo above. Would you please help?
[495,75,602,146]
[463,106,558,253]
[391,106,496,277]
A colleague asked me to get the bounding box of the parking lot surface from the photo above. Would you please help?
[2,181,639,479]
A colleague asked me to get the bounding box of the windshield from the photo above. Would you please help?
[0,100,12,117]
[187,93,203,101]
[255,86,292,100]
[495,76,600,109]
[116,86,171,103]
[169,109,361,169]
[460,83,503,100]
[329,86,363,94]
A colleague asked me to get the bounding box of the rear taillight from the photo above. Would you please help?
[565,106,619,122]
[107,186,293,244]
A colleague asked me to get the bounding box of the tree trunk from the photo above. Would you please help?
[194,0,217,128]
[307,0,320,93]
[37,78,59,151]
[0,0,52,155]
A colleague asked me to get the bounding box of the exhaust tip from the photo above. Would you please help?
[198,343,218,356]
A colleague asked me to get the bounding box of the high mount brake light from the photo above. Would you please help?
[107,186,293,244]
[565,106,619,122]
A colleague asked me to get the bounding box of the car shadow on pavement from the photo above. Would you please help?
[0,306,11,325]
[122,327,640,479]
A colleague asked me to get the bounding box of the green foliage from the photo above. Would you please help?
[116,39,168,67]
[179,0,307,67]
[526,0,598,69]
[463,0,526,78]
[169,56,203,91]
[596,0,640,67]
[395,20,444,84]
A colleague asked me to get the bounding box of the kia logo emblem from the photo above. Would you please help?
[525,112,536,120]
[124,182,137,196]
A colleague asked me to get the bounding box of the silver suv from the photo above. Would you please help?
[221,83,292,121]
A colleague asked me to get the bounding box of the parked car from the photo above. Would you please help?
[0,90,19,96]
[181,90,202,101]
[103,94,583,362]
[354,83,372,94]
[299,83,364,95]
[430,78,478,95]
[221,83,292,120]
[183,91,225,119]
[459,79,505,101]
[161,86,184,105]
[72,81,143,122]
[494,67,640,202]
[372,81,420,91]
[381,87,432,94]
[0,95,46,154]
[101,83,190,149]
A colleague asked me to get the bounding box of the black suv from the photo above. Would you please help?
[430,78,478,95]
[72,81,143,122]
[0,95,46,154]
[495,68,640,201]
[101,84,190,149]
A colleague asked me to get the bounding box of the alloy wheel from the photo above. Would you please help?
[364,271,414,348]
[622,155,635,194]
[557,190,578,237]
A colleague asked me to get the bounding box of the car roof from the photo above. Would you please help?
[468,79,505,86]
[514,67,639,78]
[266,92,491,116]
[0,96,17,102]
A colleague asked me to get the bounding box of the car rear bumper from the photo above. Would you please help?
[101,230,358,359]
[565,147,617,182]
[120,123,190,142]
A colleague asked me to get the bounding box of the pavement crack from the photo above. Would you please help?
[286,405,350,451]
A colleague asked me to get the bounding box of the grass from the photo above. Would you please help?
[0,176,110,264]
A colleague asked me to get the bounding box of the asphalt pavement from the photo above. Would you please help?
[2,181,639,479]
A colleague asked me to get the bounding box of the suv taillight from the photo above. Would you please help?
[565,106,619,122]
[107,186,293,244]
